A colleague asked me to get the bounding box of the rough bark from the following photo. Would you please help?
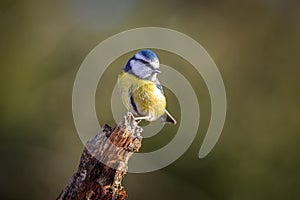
[57,112,143,200]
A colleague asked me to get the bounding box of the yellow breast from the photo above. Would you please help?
[117,71,166,120]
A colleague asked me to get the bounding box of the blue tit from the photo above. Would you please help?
[117,49,176,124]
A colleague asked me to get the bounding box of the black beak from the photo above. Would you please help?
[153,69,161,73]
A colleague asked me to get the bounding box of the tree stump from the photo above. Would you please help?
[57,112,143,200]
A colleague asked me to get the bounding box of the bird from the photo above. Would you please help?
[117,49,176,124]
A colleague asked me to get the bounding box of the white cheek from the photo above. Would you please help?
[130,60,154,79]
[130,60,141,75]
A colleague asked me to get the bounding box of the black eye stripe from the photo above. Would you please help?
[134,56,155,70]
[134,56,149,64]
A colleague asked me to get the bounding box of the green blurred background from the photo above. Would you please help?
[1,0,300,199]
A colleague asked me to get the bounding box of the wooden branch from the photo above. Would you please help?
[57,112,143,200]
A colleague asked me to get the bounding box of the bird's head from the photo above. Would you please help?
[123,50,160,81]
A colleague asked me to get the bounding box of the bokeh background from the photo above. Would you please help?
[1,0,300,199]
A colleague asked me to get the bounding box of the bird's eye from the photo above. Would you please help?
[145,63,152,68]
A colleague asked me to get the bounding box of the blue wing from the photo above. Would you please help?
[156,81,164,94]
